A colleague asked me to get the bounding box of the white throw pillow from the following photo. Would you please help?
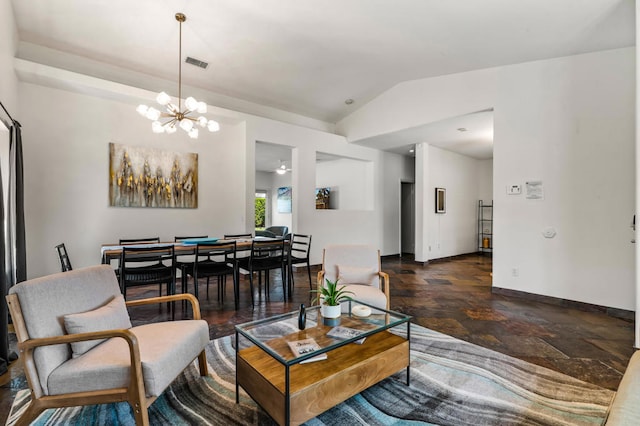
[338,265,376,286]
[63,295,132,358]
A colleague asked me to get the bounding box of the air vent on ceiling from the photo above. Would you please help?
[185,57,209,69]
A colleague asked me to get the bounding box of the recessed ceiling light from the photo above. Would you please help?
[457,127,467,132]
[345,99,354,105]
[409,149,414,153]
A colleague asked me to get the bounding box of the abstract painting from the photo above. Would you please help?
[109,142,198,208]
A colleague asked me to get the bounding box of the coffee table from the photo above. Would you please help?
[235,301,411,426]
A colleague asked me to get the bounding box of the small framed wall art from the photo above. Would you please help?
[435,187,446,213]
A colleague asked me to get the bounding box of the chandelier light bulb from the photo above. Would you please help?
[166,123,177,134]
[179,118,194,132]
[197,102,207,114]
[146,107,161,121]
[136,104,149,116]
[152,121,165,133]
[156,92,171,106]
[185,96,198,111]
[207,120,220,132]
[198,116,208,127]
[188,127,199,139]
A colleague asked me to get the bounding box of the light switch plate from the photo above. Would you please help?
[507,184,521,195]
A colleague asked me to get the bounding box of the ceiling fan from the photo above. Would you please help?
[275,160,292,175]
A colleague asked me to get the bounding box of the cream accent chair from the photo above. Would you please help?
[317,244,390,313]
[6,265,209,426]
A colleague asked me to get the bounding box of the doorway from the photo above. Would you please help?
[400,182,415,255]
[255,190,269,231]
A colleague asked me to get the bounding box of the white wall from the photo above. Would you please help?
[0,0,17,116]
[316,158,373,210]
[244,117,388,265]
[426,146,484,260]
[19,82,247,277]
[494,49,635,310]
[478,159,493,203]
[339,47,635,311]
[16,62,409,275]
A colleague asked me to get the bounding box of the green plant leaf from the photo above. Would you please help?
[310,278,354,306]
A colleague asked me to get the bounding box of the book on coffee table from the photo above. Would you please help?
[287,338,327,364]
[327,326,367,344]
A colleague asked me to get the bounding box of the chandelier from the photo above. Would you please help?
[137,13,219,139]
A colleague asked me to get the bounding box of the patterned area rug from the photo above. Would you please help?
[7,324,614,425]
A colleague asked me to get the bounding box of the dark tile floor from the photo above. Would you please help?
[0,253,635,423]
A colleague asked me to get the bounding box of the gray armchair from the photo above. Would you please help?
[318,244,390,313]
[6,265,209,426]
[265,226,289,237]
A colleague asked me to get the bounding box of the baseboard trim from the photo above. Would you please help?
[492,287,635,321]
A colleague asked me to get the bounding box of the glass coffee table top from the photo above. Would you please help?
[235,300,411,366]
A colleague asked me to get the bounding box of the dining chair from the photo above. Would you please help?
[119,244,176,301]
[238,239,287,305]
[288,234,312,294]
[119,237,160,245]
[54,243,73,272]
[174,235,208,297]
[190,241,239,308]
[224,232,253,261]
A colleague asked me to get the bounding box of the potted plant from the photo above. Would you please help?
[311,278,354,319]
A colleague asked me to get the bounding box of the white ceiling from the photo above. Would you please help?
[10,0,635,160]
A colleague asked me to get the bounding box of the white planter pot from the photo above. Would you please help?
[321,303,341,319]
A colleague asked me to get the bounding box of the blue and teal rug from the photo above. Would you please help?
[7,324,614,425]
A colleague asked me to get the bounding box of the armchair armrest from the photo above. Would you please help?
[125,293,202,320]
[377,271,389,293]
[377,271,390,310]
[18,328,144,401]
[20,328,139,352]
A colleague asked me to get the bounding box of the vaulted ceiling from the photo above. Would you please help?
[11,0,635,159]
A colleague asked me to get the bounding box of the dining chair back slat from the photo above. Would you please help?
[238,239,287,304]
[119,237,160,245]
[288,234,312,292]
[192,241,239,308]
[119,244,175,300]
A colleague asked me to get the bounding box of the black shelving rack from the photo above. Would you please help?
[478,200,493,254]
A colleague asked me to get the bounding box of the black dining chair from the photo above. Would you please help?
[238,239,287,305]
[119,244,176,301]
[287,234,312,294]
[55,243,73,272]
[189,241,239,308]
[174,235,208,297]
[119,237,160,245]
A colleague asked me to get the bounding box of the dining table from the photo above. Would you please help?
[100,236,292,298]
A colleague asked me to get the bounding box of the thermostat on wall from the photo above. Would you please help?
[507,184,521,195]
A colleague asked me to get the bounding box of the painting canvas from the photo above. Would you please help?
[435,188,446,213]
[315,187,331,209]
[277,187,292,213]
[109,142,198,208]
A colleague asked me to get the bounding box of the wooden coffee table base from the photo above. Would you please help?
[237,330,409,426]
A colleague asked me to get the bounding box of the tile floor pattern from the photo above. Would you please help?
[0,254,635,424]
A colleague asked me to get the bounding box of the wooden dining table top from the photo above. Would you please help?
[100,237,285,264]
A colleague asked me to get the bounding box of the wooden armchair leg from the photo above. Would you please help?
[198,350,208,376]
[12,399,46,426]
[128,397,150,426]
